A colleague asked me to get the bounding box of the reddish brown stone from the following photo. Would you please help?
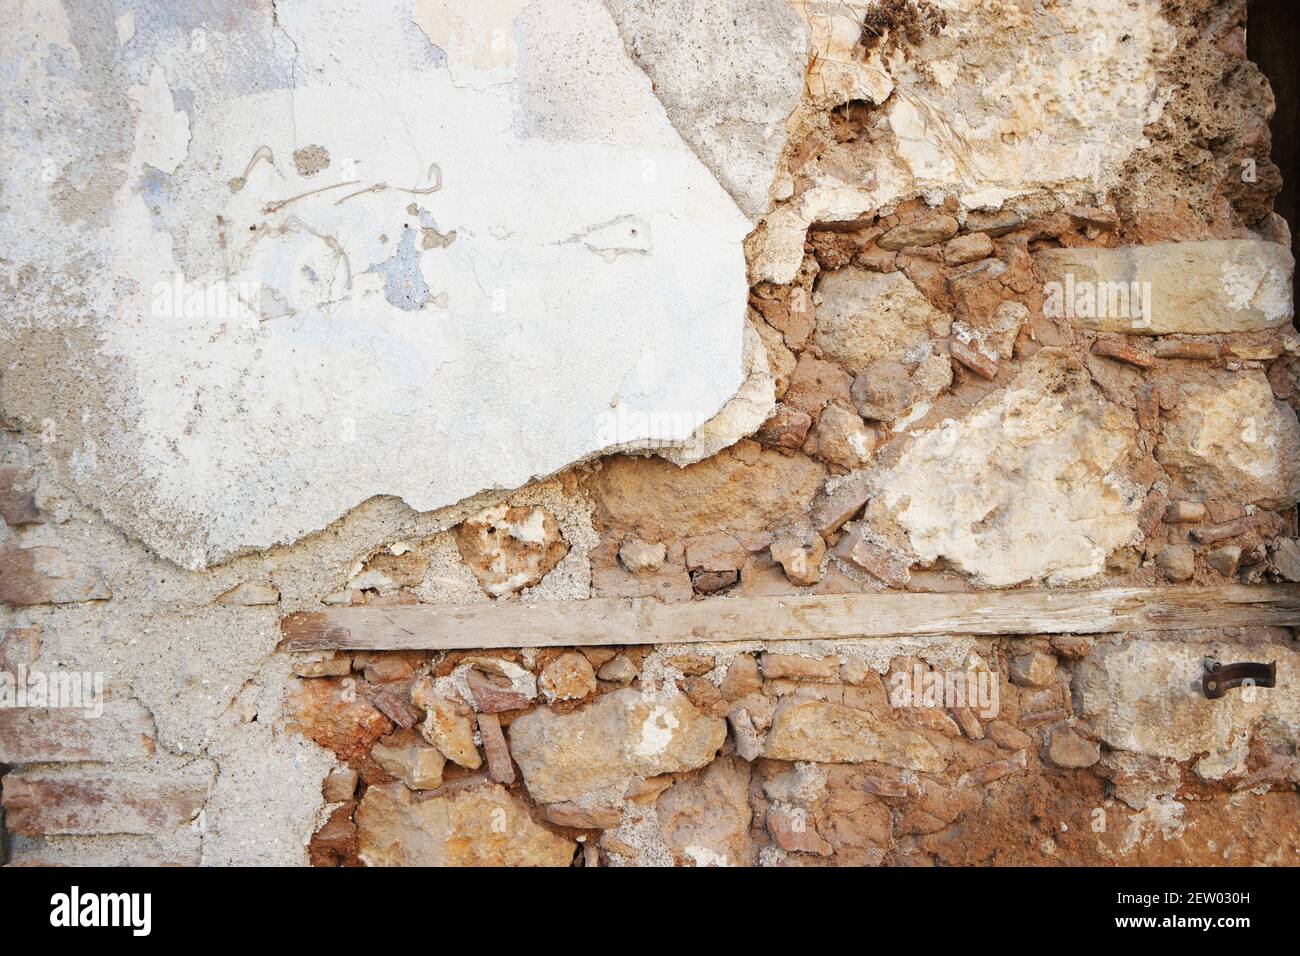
[290,679,393,762]
[754,405,813,450]
[767,807,832,856]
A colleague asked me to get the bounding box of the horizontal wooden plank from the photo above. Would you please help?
[279,584,1300,651]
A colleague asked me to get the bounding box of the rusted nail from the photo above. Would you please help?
[1201,658,1276,700]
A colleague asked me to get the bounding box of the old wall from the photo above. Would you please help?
[1,0,1298,866]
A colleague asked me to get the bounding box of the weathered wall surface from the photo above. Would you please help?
[2,0,1299,866]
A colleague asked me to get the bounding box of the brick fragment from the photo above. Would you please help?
[949,339,998,380]
[476,712,515,785]
[0,466,41,526]
[1092,338,1154,368]
[2,770,209,836]
[0,546,110,606]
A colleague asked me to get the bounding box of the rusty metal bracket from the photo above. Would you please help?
[1202,659,1277,700]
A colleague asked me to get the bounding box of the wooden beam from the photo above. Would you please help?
[278,584,1300,652]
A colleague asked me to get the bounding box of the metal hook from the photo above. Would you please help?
[1201,658,1276,700]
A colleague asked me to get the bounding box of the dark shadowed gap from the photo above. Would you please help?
[1248,0,1298,264]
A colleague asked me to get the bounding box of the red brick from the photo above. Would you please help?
[0,546,110,606]
[0,700,155,763]
[2,770,210,835]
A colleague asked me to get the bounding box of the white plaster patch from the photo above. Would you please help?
[3,0,755,569]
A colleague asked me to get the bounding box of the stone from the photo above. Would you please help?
[763,699,946,772]
[835,524,912,587]
[812,404,880,468]
[869,350,1142,587]
[1271,538,1300,582]
[878,215,960,250]
[692,569,739,594]
[322,768,358,803]
[617,778,671,811]
[215,580,279,608]
[810,471,871,537]
[782,354,854,416]
[1163,500,1206,523]
[684,532,745,573]
[0,465,40,526]
[851,360,915,422]
[412,679,481,769]
[290,680,393,762]
[1009,652,1055,688]
[760,653,840,682]
[1157,371,1300,510]
[767,807,833,856]
[719,655,763,700]
[476,712,515,786]
[1205,545,1242,578]
[814,268,952,373]
[1,770,210,836]
[365,657,415,684]
[1045,727,1101,768]
[541,801,622,830]
[292,656,352,678]
[617,536,666,573]
[666,653,716,677]
[0,546,110,606]
[964,210,1024,236]
[657,754,753,866]
[539,651,597,701]
[755,404,813,450]
[768,515,827,587]
[4,1,756,570]
[456,504,569,597]
[987,721,1032,751]
[1073,640,1300,764]
[356,782,573,867]
[371,729,445,790]
[1035,240,1294,334]
[597,654,638,684]
[943,232,995,265]
[508,688,726,803]
[727,706,762,761]
[1065,205,1119,230]
[1155,544,1195,582]
[584,441,825,537]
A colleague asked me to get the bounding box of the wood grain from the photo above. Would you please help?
[279,584,1300,651]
